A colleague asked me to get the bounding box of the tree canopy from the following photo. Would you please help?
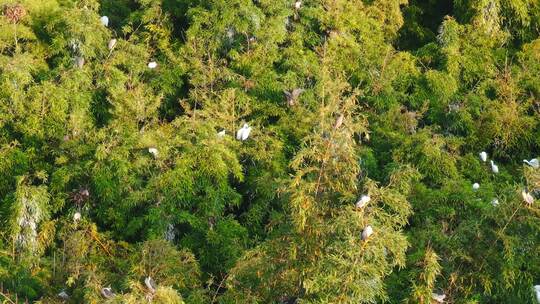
[0,0,539,303]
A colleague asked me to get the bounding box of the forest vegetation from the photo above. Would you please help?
[0,0,539,303]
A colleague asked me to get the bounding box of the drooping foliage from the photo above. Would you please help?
[0,0,539,303]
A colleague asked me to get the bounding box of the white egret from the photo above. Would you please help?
[108,38,117,50]
[361,225,373,241]
[294,1,302,9]
[73,212,81,222]
[490,198,499,207]
[148,147,158,157]
[431,292,446,303]
[473,183,480,190]
[58,290,69,300]
[334,114,344,129]
[533,285,540,303]
[479,151,487,162]
[355,195,370,209]
[522,190,534,205]
[236,124,252,141]
[284,88,304,107]
[217,130,226,138]
[74,56,84,68]
[148,61,158,69]
[101,287,115,299]
[100,16,109,27]
[523,158,539,169]
[490,160,499,174]
[145,276,157,293]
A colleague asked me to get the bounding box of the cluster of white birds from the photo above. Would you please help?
[101,16,157,69]
[479,151,499,174]
[236,123,252,141]
[479,152,539,206]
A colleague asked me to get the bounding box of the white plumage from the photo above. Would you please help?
[431,292,446,303]
[148,61,158,69]
[217,130,226,138]
[473,183,480,190]
[479,151,488,162]
[294,1,302,9]
[355,195,370,209]
[490,198,499,207]
[524,158,539,169]
[108,38,117,50]
[73,212,81,222]
[490,160,499,174]
[236,124,252,141]
[101,287,115,299]
[148,147,158,157]
[145,276,157,293]
[522,190,534,205]
[361,225,373,241]
[533,285,540,304]
[58,290,69,300]
[100,16,109,27]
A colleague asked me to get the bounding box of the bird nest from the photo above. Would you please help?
[3,3,26,24]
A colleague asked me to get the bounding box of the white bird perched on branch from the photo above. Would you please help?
[100,16,109,27]
[522,189,534,205]
[145,276,157,293]
[361,225,373,241]
[101,287,115,299]
[533,285,540,303]
[294,1,302,9]
[491,198,499,207]
[431,292,446,303]
[334,114,344,129]
[523,158,539,169]
[490,160,499,174]
[217,130,226,138]
[148,147,158,157]
[73,212,81,222]
[355,195,370,209]
[148,61,158,69]
[58,290,69,300]
[479,151,488,162]
[236,124,252,141]
[108,38,117,50]
[473,183,480,190]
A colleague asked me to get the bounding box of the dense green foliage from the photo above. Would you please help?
[0,0,539,303]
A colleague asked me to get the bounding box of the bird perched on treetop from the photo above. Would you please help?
[101,287,115,299]
[284,88,304,107]
[361,225,373,241]
[108,39,117,50]
[490,160,499,174]
[524,158,539,169]
[479,151,487,162]
[236,124,252,141]
[431,292,446,303]
[100,16,109,27]
[355,195,370,209]
[522,189,534,205]
[148,61,158,69]
[334,114,344,129]
[473,183,480,190]
[145,276,157,293]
